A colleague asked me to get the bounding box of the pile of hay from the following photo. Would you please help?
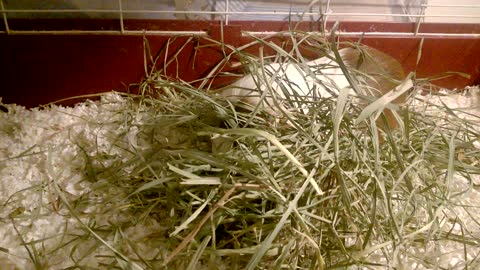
[1,34,479,270]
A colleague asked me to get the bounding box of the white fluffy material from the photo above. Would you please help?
[0,86,479,269]
[0,94,163,269]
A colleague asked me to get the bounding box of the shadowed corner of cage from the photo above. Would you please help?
[474,78,480,88]
[473,67,480,86]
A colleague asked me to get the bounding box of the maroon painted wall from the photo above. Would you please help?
[0,20,479,108]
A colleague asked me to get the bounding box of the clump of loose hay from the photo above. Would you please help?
[1,31,479,270]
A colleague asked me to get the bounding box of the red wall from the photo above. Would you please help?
[0,20,479,108]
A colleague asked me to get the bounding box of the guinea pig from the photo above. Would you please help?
[220,45,407,130]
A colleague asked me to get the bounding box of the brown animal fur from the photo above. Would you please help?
[341,46,406,130]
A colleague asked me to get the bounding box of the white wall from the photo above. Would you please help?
[424,0,479,23]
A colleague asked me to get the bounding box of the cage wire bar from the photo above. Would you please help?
[0,0,479,37]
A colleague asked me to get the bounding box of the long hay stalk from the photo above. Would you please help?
[1,30,479,269]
